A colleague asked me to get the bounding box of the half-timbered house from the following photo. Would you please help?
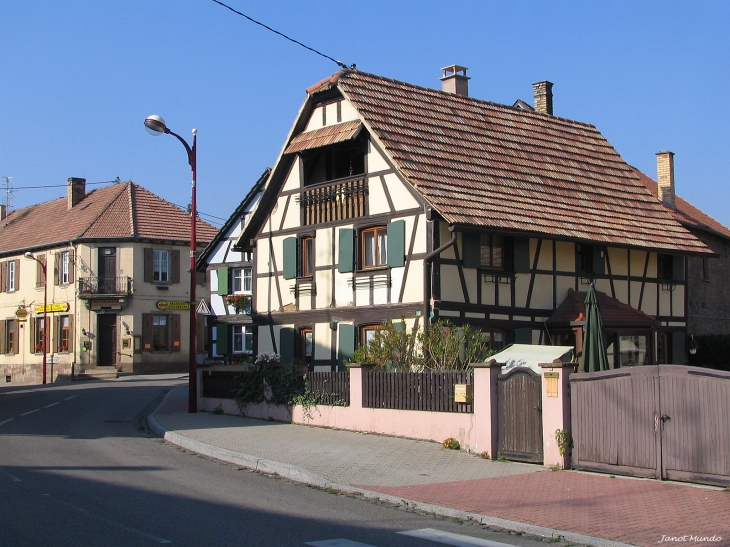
[235,66,716,370]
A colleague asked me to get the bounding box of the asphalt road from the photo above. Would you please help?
[0,376,575,547]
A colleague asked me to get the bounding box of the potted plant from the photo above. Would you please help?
[224,294,251,314]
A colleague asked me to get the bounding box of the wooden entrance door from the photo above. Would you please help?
[97,314,117,366]
[98,247,116,294]
[497,368,543,463]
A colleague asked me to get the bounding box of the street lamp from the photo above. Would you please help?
[145,114,198,413]
[24,252,48,384]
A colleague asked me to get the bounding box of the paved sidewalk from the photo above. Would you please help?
[150,386,730,547]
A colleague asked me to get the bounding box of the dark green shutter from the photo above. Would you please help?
[338,229,355,273]
[672,331,686,364]
[216,324,229,355]
[337,324,355,369]
[387,220,405,268]
[592,246,606,275]
[217,266,229,296]
[462,233,481,268]
[513,237,531,273]
[514,327,532,344]
[283,237,298,279]
[672,255,685,281]
[279,327,295,364]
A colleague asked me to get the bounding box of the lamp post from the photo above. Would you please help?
[24,252,47,384]
[145,115,198,413]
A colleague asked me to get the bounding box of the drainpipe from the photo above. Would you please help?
[423,225,457,325]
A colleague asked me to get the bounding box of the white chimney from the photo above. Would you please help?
[440,65,470,97]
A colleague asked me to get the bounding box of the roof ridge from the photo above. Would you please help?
[79,182,131,238]
[129,182,137,236]
[339,70,599,130]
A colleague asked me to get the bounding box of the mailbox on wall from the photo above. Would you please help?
[454,383,473,403]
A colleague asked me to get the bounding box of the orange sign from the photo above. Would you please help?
[15,308,28,319]
[33,303,70,314]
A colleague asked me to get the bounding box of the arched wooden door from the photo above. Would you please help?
[497,368,543,463]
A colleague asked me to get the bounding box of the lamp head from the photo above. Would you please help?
[144,115,168,136]
[24,252,33,259]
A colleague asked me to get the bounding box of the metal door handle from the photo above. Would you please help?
[660,414,671,423]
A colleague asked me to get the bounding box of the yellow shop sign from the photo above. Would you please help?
[33,303,70,314]
[156,301,191,311]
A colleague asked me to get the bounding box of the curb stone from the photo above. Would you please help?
[147,388,635,547]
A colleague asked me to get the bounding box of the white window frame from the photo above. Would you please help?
[60,251,70,285]
[7,260,15,292]
[153,250,170,283]
[232,267,253,294]
[232,325,253,354]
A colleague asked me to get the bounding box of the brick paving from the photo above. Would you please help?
[153,387,730,547]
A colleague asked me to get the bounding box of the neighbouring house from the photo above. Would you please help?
[233,65,716,370]
[0,178,218,384]
[196,169,269,362]
[632,155,730,336]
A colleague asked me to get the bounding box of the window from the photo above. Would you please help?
[361,226,387,269]
[152,315,169,351]
[34,317,47,354]
[232,267,253,293]
[606,333,650,367]
[482,329,505,351]
[576,244,593,275]
[7,260,15,292]
[232,325,253,354]
[4,320,17,354]
[60,251,70,285]
[479,234,504,270]
[300,328,313,363]
[153,250,170,282]
[301,237,314,277]
[361,324,384,347]
[58,315,71,352]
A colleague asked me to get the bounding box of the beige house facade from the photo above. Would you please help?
[0,178,217,384]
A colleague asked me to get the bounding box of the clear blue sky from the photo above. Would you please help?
[2,1,728,229]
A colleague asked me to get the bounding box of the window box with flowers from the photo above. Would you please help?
[59,345,69,353]
[224,294,251,314]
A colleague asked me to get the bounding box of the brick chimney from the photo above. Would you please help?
[533,81,554,115]
[656,151,676,209]
[67,177,86,209]
[440,65,470,97]
[0,205,6,221]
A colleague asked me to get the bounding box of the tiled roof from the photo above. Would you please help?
[632,167,730,240]
[547,288,657,328]
[0,181,217,255]
[284,120,362,154]
[326,70,710,255]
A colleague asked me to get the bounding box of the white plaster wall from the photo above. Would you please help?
[402,259,424,303]
[613,280,629,304]
[281,196,300,231]
[555,241,575,272]
[335,270,353,307]
[630,250,648,277]
[340,100,358,122]
[514,276,529,308]
[383,173,419,211]
[531,275,554,309]
[209,241,229,265]
[673,288,685,318]
[608,247,629,276]
[315,228,333,267]
[325,102,338,125]
[314,323,331,360]
[367,141,390,173]
[659,288,672,317]
[536,239,552,271]
[211,293,227,316]
[642,284,658,316]
[304,106,324,131]
[373,286,388,306]
[210,268,219,293]
[355,285,370,306]
[368,176,390,215]
[257,326,274,354]
[315,270,332,309]
[481,281,496,306]
[440,264,464,302]
[555,276,575,305]
[630,281,643,310]
[594,278,612,296]
[498,283,511,306]
[281,157,301,193]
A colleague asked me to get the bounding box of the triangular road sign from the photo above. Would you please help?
[195,299,211,316]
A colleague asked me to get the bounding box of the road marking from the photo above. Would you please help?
[0,466,21,482]
[398,528,516,547]
[63,395,77,401]
[0,419,12,426]
[306,540,378,547]
[20,409,40,416]
[42,494,171,543]
[44,402,60,408]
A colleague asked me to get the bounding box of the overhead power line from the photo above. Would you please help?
[7,179,118,190]
[210,0,355,70]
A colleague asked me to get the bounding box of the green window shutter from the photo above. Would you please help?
[283,237,298,279]
[672,255,685,281]
[387,220,406,268]
[337,324,355,369]
[592,246,606,275]
[513,237,530,273]
[217,266,229,296]
[279,327,295,364]
[338,229,355,273]
[672,331,686,364]
[514,327,532,344]
[216,323,229,355]
[462,233,481,268]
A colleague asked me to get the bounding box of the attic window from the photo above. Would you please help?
[302,137,366,187]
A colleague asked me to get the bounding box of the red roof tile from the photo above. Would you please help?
[0,181,217,255]
[285,120,362,154]
[325,70,710,255]
[632,167,730,240]
[547,288,657,327]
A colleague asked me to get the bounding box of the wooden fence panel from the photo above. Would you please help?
[362,370,473,413]
[305,371,350,406]
[201,370,257,399]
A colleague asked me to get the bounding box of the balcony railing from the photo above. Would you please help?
[298,177,367,225]
[78,276,133,298]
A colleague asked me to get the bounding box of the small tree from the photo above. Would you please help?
[351,317,420,371]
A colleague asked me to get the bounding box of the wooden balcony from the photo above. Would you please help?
[78,276,133,299]
[298,177,367,225]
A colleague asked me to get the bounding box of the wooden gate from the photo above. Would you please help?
[497,368,543,463]
[571,365,730,486]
